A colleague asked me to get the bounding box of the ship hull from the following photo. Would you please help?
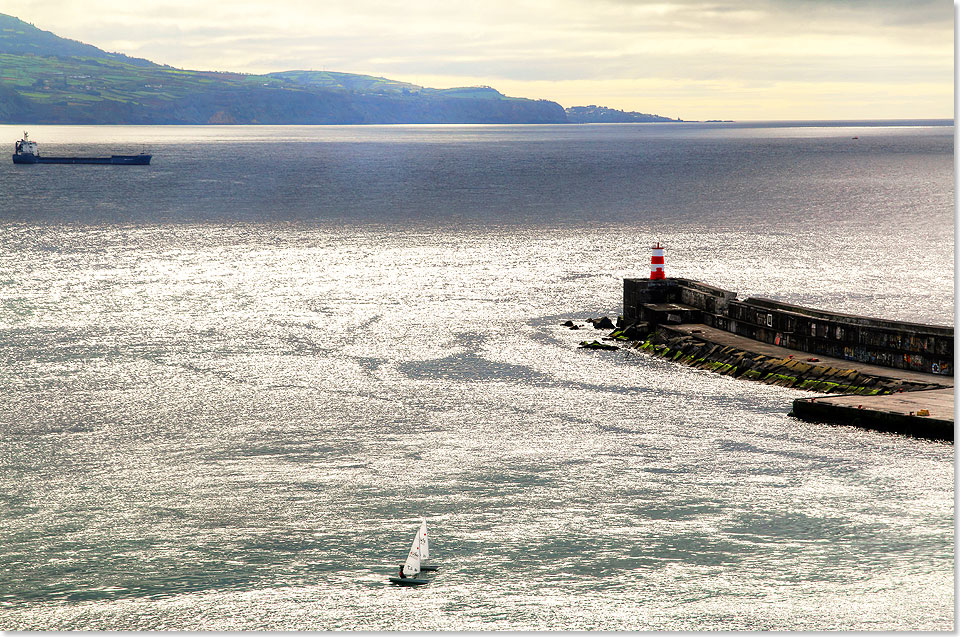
[12,154,151,165]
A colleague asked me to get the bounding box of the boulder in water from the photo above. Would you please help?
[593,316,615,329]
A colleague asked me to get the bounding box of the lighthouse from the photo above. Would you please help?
[650,242,665,280]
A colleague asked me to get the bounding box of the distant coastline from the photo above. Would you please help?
[0,13,687,126]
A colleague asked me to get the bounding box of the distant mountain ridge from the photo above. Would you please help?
[0,13,679,125]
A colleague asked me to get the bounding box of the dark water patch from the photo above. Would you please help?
[347,355,388,372]
[1,329,120,364]
[553,413,595,426]
[237,532,329,559]
[723,511,862,543]
[598,422,651,436]
[397,329,697,399]
[559,457,593,466]
[716,439,853,466]
[220,441,339,461]
[640,535,750,567]
[399,352,556,384]
[157,359,256,386]
[505,532,749,571]
[399,349,682,400]
[6,569,266,605]
[4,522,87,545]
[145,506,191,521]
[638,502,724,520]
[454,469,561,493]
[0,493,40,517]
[1,420,99,436]
[278,333,336,356]
[3,527,378,606]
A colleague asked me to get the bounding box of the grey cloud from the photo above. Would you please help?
[594,0,952,34]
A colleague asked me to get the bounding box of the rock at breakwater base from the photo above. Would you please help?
[589,316,616,329]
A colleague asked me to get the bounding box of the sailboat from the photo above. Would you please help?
[418,519,438,572]
[388,522,430,586]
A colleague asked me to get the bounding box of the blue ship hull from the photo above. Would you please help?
[12,154,151,165]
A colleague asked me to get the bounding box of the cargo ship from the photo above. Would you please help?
[12,132,151,165]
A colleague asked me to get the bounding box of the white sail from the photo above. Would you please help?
[419,519,429,560]
[402,528,421,577]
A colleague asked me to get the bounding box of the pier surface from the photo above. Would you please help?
[792,389,954,441]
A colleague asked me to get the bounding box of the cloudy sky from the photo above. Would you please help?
[4,0,954,120]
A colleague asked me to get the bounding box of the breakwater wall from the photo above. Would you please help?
[619,326,944,395]
[623,278,953,377]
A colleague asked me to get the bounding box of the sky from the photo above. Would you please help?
[3,0,955,120]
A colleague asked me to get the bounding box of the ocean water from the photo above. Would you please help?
[0,122,953,631]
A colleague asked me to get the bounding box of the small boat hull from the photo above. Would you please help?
[389,577,429,586]
[420,565,439,571]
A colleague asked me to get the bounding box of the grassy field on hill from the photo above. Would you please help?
[0,53,289,105]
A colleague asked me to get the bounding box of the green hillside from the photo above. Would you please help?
[0,52,275,104]
[0,14,566,124]
[267,71,519,101]
[0,13,681,125]
[265,70,421,95]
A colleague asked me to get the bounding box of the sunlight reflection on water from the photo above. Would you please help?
[0,123,953,630]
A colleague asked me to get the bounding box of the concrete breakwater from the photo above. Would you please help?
[614,324,945,395]
[590,276,954,440]
[623,277,953,377]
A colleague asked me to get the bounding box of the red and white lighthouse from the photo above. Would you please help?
[650,242,665,280]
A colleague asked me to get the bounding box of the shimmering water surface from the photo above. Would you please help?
[0,122,953,630]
